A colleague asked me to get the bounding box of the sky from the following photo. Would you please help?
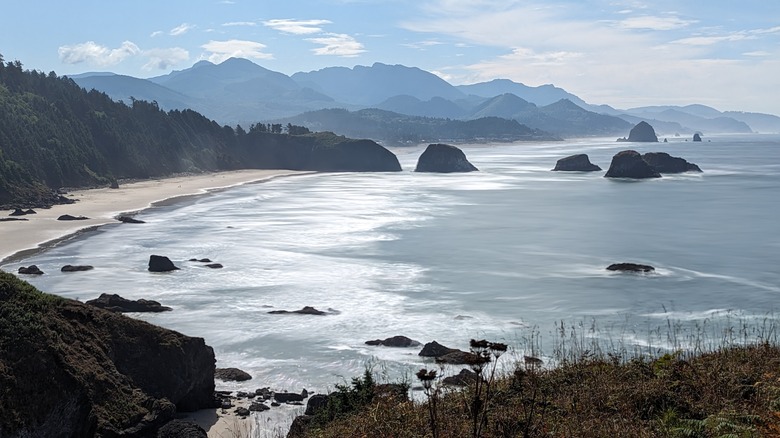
[2,0,779,115]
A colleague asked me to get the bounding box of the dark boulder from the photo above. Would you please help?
[552,154,601,172]
[415,143,478,173]
[57,214,89,221]
[442,369,479,386]
[117,215,145,224]
[0,217,27,222]
[157,420,207,438]
[215,367,252,382]
[287,415,314,438]
[607,263,655,273]
[274,392,305,403]
[86,293,172,313]
[234,407,250,417]
[365,335,421,347]
[304,394,329,416]
[693,133,702,142]
[604,150,661,179]
[436,350,481,365]
[25,209,36,215]
[625,121,658,142]
[249,402,270,412]
[189,258,212,263]
[148,255,180,272]
[418,341,458,357]
[61,265,94,272]
[641,152,702,173]
[9,208,26,216]
[18,265,44,275]
[205,263,223,269]
[269,306,328,316]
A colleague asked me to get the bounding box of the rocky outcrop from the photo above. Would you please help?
[268,306,329,316]
[641,152,702,173]
[415,144,478,173]
[607,263,655,273]
[157,420,208,438]
[625,121,658,142]
[85,293,172,313]
[365,335,421,347]
[117,215,145,224]
[0,271,216,437]
[604,150,662,179]
[215,367,252,382]
[9,208,35,216]
[419,341,458,357]
[304,394,330,416]
[57,214,89,221]
[17,265,44,275]
[204,263,223,269]
[693,133,702,142]
[274,392,305,403]
[61,265,94,272]
[149,255,180,272]
[552,154,601,172]
[442,369,479,386]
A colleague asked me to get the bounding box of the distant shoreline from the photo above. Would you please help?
[0,169,313,266]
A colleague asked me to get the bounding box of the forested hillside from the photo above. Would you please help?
[0,55,400,207]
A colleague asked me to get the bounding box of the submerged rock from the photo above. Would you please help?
[552,154,601,172]
[415,143,478,173]
[642,152,702,173]
[17,265,44,275]
[268,306,328,316]
[604,150,661,179]
[117,215,145,224]
[606,263,655,273]
[85,293,172,313]
[365,335,421,347]
[61,265,94,272]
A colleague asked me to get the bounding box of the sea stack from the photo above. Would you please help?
[625,121,659,142]
[641,152,702,173]
[552,154,601,172]
[415,144,478,173]
[693,133,702,142]
[604,150,661,179]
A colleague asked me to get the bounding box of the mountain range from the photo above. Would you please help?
[69,58,780,142]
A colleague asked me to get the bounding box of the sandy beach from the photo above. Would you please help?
[0,169,309,265]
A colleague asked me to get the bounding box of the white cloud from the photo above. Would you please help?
[150,30,163,38]
[170,23,195,36]
[403,40,444,50]
[201,39,273,63]
[143,47,190,70]
[615,15,697,31]
[263,19,332,35]
[222,21,257,27]
[58,41,140,66]
[743,51,770,57]
[672,34,752,46]
[306,33,366,57]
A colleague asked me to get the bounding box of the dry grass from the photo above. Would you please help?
[297,318,780,438]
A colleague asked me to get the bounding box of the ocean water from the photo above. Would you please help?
[5,134,780,396]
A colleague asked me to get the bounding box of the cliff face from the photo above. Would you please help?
[0,271,215,437]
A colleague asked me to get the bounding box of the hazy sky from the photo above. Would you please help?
[2,0,779,114]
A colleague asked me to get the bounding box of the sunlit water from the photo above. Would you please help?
[5,134,780,396]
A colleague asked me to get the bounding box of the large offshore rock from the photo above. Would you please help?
[415,143,478,173]
[604,150,661,179]
[641,152,702,173]
[626,121,659,142]
[552,154,601,172]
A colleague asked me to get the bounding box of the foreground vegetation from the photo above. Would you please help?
[297,333,780,437]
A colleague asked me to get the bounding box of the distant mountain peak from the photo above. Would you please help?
[192,60,214,68]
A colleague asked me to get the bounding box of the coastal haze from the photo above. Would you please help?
[6,135,780,394]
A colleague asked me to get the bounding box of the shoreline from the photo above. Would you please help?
[0,169,313,265]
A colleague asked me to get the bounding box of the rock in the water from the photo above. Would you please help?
[57,214,89,221]
[61,265,94,272]
[442,369,479,386]
[552,154,601,172]
[606,263,655,273]
[205,263,223,269]
[365,335,421,347]
[415,143,478,173]
[117,215,145,224]
[418,341,458,357]
[274,392,305,403]
[693,133,702,142]
[189,258,212,263]
[234,407,250,417]
[215,367,252,382]
[641,152,702,173]
[268,306,328,316]
[625,121,658,142]
[148,255,180,272]
[18,265,44,275]
[86,293,172,312]
[304,394,329,416]
[436,350,481,365]
[604,150,661,179]
[157,420,208,438]
[249,402,270,412]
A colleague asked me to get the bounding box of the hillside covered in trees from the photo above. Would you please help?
[0,54,401,207]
